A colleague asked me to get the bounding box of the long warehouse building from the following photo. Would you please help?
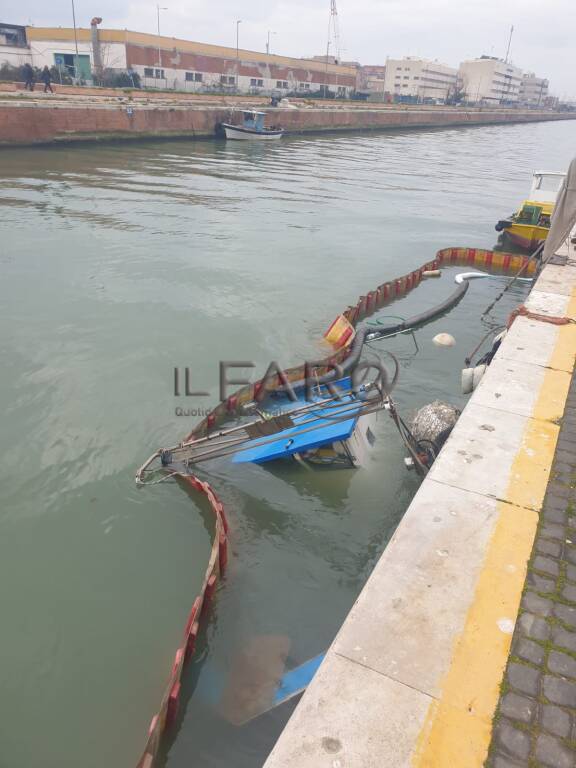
[0,22,357,96]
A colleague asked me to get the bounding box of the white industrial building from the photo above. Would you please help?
[0,23,31,67]
[0,21,356,95]
[459,56,523,104]
[1,21,556,110]
[383,57,459,103]
[0,22,126,81]
[519,72,549,106]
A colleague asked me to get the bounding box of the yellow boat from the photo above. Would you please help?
[496,171,565,250]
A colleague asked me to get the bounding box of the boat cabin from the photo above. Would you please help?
[241,111,267,131]
[529,172,566,204]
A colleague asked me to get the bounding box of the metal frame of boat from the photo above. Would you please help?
[221,110,284,141]
[137,378,387,480]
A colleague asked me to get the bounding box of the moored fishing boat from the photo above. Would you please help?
[221,110,284,141]
[496,171,565,250]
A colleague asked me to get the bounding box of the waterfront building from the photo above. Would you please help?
[382,57,458,103]
[459,56,523,104]
[519,72,549,106]
[0,21,356,96]
[357,65,387,98]
[0,23,29,66]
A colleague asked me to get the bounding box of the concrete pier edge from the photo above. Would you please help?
[0,94,574,147]
[263,239,576,767]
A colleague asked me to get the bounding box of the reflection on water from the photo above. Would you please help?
[493,231,536,254]
[0,121,574,768]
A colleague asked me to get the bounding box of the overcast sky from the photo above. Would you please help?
[10,0,576,98]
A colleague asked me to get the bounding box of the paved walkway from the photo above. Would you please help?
[487,370,576,767]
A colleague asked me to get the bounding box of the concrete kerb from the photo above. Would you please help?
[263,256,576,768]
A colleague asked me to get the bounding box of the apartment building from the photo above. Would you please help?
[0,22,357,96]
[519,72,549,106]
[459,56,523,104]
[383,57,458,103]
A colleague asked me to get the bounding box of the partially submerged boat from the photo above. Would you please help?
[221,110,284,141]
[137,377,384,479]
[496,171,566,250]
[230,378,379,468]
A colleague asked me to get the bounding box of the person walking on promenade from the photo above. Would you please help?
[41,66,53,94]
[23,63,35,91]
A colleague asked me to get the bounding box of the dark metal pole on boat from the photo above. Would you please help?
[236,20,242,90]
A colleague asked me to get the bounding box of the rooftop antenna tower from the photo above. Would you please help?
[330,0,340,62]
[323,0,341,97]
[505,24,514,62]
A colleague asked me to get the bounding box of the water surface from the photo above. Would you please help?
[0,120,574,768]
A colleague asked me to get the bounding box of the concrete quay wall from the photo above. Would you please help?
[278,106,573,134]
[264,241,576,767]
[0,99,573,146]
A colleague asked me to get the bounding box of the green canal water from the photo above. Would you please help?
[0,120,574,768]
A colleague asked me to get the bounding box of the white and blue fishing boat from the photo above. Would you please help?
[229,377,379,468]
[221,110,284,141]
[138,377,384,478]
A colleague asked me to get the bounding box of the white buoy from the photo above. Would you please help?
[433,333,456,347]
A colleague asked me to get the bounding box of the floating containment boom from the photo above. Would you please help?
[134,246,540,768]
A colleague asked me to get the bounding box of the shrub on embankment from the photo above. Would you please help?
[0,63,141,90]
[0,62,71,85]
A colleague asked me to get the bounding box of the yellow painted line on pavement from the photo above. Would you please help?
[566,292,576,321]
[550,324,576,373]
[412,474,544,766]
[412,289,576,767]
[533,368,571,423]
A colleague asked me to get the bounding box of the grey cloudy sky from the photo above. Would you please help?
[10,0,576,97]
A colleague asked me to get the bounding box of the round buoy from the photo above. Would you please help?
[432,333,456,347]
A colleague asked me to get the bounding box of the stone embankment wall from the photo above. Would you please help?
[0,93,573,146]
[0,101,231,145]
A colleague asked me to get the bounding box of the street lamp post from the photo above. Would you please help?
[475,76,483,104]
[538,79,546,107]
[266,30,276,55]
[236,19,242,90]
[157,5,167,83]
[324,41,330,98]
[71,0,80,82]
